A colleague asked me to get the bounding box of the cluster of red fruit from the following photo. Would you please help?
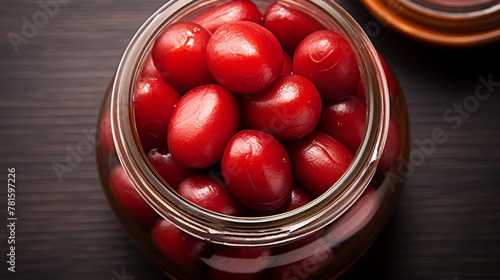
[101,1,400,278]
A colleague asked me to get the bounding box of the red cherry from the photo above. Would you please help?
[147,148,204,189]
[109,165,159,229]
[152,21,215,94]
[240,74,322,141]
[133,78,180,153]
[287,131,353,196]
[207,245,273,280]
[98,109,115,155]
[263,1,324,55]
[151,218,210,270]
[318,95,366,153]
[293,30,359,101]
[168,84,239,168]
[318,95,401,173]
[177,176,244,216]
[140,54,164,80]
[206,21,283,94]
[192,0,262,33]
[221,130,293,211]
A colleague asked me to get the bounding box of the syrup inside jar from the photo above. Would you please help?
[96,1,411,279]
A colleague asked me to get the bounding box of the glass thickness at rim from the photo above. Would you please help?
[110,0,390,246]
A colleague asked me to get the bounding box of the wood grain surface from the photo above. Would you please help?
[1,0,499,279]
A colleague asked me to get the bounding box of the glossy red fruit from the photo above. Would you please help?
[152,21,215,94]
[263,1,324,56]
[206,21,283,94]
[147,148,204,189]
[177,176,243,216]
[240,74,322,141]
[353,52,398,104]
[207,245,273,280]
[192,0,262,33]
[133,78,180,153]
[109,165,159,229]
[318,95,401,173]
[140,54,164,80]
[293,30,359,101]
[317,95,366,153]
[222,130,293,211]
[281,51,293,75]
[323,185,379,245]
[98,109,115,154]
[287,131,353,196]
[168,84,239,168]
[151,218,210,270]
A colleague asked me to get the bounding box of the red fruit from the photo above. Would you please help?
[318,95,366,153]
[152,21,215,93]
[240,74,322,141]
[140,54,164,80]
[323,185,379,245]
[263,1,324,55]
[98,109,115,154]
[207,246,273,280]
[222,130,293,211]
[151,218,210,270]
[133,78,180,152]
[287,131,353,196]
[109,165,159,229]
[147,148,204,189]
[192,0,262,33]
[168,84,239,168]
[177,176,243,216]
[293,30,359,101]
[206,21,283,94]
[318,95,401,173]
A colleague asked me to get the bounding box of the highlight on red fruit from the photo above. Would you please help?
[294,30,359,101]
[133,78,180,153]
[206,21,283,94]
[152,21,215,93]
[168,84,239,168]
[287,131,353,196]
[192,0,262,33]
[263,1,325,55]
[222,129,293,211]
[239,74,322,141]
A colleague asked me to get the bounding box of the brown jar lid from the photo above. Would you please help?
[360,0,500,47]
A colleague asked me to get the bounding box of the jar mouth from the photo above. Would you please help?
[111,0,390,246]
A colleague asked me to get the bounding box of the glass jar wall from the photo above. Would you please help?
[96,0,411,279]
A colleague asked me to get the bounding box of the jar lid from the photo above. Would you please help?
[360,0,500,47]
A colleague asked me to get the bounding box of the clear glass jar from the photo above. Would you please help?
[96,0,411,279]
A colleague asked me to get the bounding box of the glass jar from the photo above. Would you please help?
[96,0,411,279]
[360,0,500,47]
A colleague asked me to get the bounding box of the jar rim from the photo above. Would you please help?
[111,0,390,246]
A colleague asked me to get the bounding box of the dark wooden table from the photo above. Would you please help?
[1,1,499,279]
